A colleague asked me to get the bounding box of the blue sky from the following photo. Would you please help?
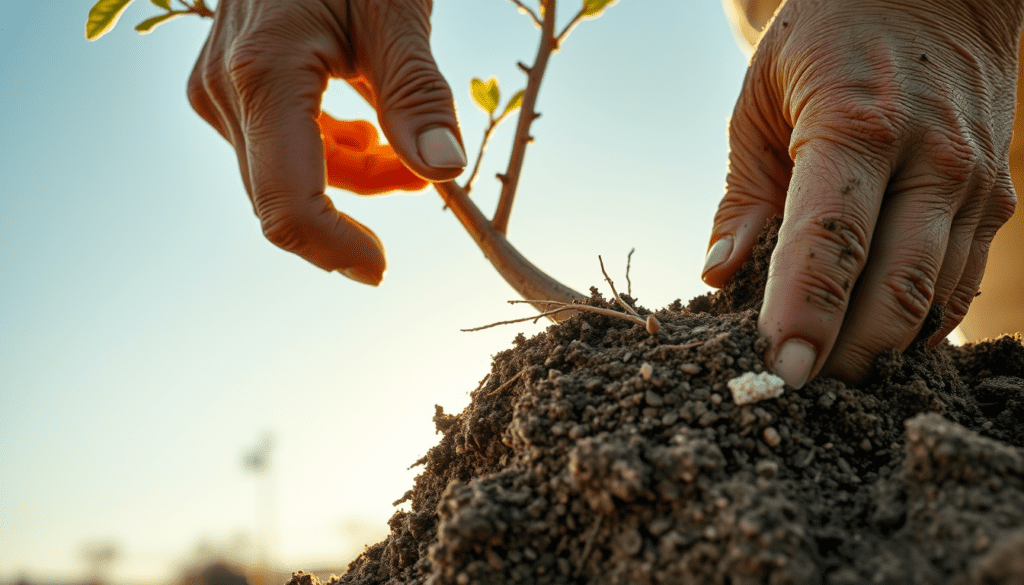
[1,1,748,582]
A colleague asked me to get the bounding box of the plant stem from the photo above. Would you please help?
[434,180,583,316]
[491,0,557,235]
[177,0,214,18]
[463,117,499,194]
[556,7,587,46]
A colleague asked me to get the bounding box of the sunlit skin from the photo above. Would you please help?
[188,0,467,286]
[189,0,1024,385]
[701,0,1023,388]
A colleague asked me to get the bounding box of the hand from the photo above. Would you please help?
[187,0,468,285]
[702,0,1023,387]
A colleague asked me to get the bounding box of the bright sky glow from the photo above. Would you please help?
[1,1,748,583]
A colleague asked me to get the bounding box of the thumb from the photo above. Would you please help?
[348,0,467,183]
[702,67,792,288]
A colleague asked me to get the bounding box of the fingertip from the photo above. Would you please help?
[339,266,384,286]
[701,235,734,286]
[417,126,467,170]
[770,338,817,389]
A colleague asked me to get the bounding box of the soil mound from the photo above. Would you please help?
[294,220,1024,585]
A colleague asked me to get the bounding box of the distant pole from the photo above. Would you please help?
[243,433,276,585]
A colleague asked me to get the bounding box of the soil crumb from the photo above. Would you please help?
[294,219,1024,585]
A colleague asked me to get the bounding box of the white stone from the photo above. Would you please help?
[727,371,785,405]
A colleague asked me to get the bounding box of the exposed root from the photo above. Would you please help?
[598,255,640,318]
[462,256,663,335]
[626,248,634,297]
[488,370,526,397]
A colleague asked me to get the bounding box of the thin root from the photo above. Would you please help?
[598,255,640,318]
[626,248,635,297]
[488,370,525,397]
[463,256,662,334]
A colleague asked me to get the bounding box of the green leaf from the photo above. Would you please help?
[470,77,500,116]
[136,11,184,33]
[150,0,171,9]
[86,0,135,40]
[502,89,525,118]
[582,0,617,17]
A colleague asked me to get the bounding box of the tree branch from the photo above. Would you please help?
[435,180,584,316]
[462,117,499,193]
[556,6,587,46]
[491,0,557,235]
[508,0,542,28]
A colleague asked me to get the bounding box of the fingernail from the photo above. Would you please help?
[417,127,467,169]
[772,338,817,389]
[339,266,383,286]
[702,236,733,277]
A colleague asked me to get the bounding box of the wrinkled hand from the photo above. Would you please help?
[187,0,467,285]
[703,0,1023,387]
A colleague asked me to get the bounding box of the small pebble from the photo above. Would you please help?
[640,362,654,381]
[679,363,701,375]
[755,459,778,478]
[860,438,872,451]
[727,371,785,405]
[763,426,782,447]
[710,393,722,405]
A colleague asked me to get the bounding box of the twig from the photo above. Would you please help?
[463,118,499,193]
[575,515,603,577]
[626,248,635,297]
[556,6,588,46]
[488,370,525,397]
[492,0,557,235]
[508,0,542,28]
[177,0,214,18]
[473,374,491,394]
[598,255,640,318]
[659,340,704,351]
[460,307,575,332]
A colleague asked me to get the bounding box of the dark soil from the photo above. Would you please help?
[292,218,1024,585]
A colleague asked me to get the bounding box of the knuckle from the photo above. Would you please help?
[380,59,454,116]
[922,127,983,184]
[944,284,975,326]
[227,39,271,91]
[797,212,871,272]
[186,64,206,111]
[796,101,904,160]
[987,180,1017,226]
[883,264,937,326]
[789,268,851,317]
[258,197,309,253]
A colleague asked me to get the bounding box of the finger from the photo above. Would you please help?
[229,30,387,282]
[349,0,467,182]
[188,24,258,207]
[758,142,890,389]
[933,176,1017,341]
[822,184,958,380]
[703,65,792,288]
[318,113,429,195]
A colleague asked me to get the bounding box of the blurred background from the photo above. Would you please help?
[1,1,748,584]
